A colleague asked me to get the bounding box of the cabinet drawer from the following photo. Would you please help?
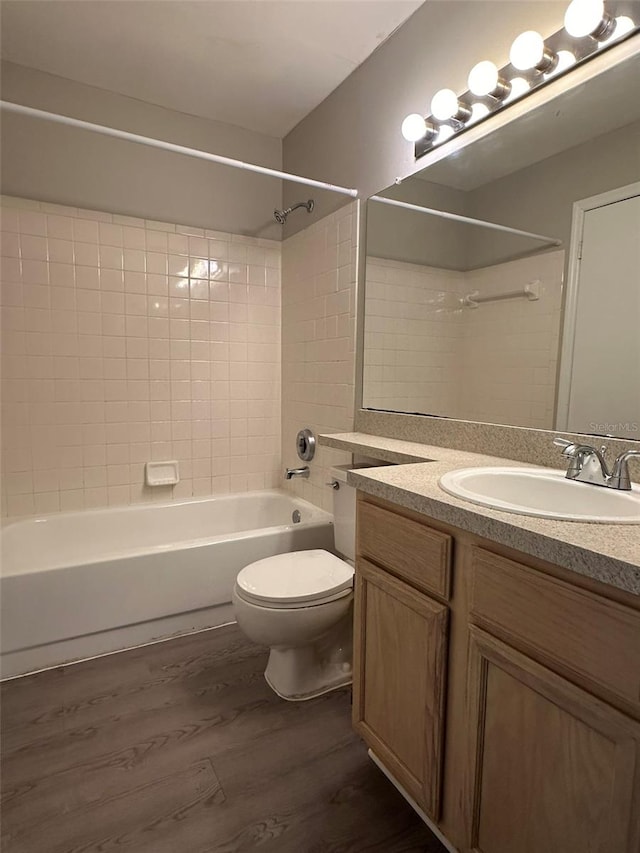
[470,547,640,711]
[357,500,452,599]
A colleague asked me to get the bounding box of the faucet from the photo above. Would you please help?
[285,466,310,480]
[554,438,640,490]
[609,450,640,490]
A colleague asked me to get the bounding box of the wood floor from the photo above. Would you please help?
[1,624,446,852]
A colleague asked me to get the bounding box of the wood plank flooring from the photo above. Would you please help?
[1,624,446,852]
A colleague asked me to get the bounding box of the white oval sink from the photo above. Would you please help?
[439,467,640,523]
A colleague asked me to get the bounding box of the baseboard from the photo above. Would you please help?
[367,749,459,853]
[0,604,236,680]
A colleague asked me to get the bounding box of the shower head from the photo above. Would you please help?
[274,199,314,224]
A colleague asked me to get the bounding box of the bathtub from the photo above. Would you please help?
[0,490,334,678]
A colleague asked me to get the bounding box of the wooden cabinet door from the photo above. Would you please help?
[465,626,640,853]
[352,558,449,820]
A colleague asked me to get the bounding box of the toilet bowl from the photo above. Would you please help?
[232,464,360,701]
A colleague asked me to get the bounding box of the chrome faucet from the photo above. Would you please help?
[609,450,640,490]
[554,438,640,490]
[285,466,310,480]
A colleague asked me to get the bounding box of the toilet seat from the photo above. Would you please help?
[236,549,354,609]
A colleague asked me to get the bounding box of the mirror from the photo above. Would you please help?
[362,51,640,440]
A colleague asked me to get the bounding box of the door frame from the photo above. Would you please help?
[555,181,640,431]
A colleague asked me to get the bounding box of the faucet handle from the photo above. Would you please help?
[609,450,640,491]
[553,437,573,449]
[553,437,575,456]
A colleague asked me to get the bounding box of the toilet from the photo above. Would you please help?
[232,465,357,701]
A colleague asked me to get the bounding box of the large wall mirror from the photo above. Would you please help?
[361,49,640,440]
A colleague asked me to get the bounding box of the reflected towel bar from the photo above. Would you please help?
[462,281,540,308]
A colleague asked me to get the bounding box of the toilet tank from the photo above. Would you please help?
[331,464,380,562]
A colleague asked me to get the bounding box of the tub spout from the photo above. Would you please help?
[285,466,310,480]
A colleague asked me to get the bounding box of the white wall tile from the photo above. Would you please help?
[281,202,358,511]
[363,251,563,429]
[1,196,281,519]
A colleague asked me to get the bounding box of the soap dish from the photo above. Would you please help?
[145,460,179,487]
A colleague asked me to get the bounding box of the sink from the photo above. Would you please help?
[438,467,640,523]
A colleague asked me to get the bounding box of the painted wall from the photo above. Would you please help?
[1,62,283,241]
[0,196,281,519]
[366,179,470,270]
[282,1,567,233]
[366,120,640,271]
[466,118,640,269]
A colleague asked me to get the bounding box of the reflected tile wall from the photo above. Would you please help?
[1,196,281,519]
[363,256,464,415]
[363,252,563,430]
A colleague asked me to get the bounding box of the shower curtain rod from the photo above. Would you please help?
[0,100,359,198]
[370,195,562,246]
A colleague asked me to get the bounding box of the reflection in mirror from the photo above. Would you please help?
[362,51,640,440]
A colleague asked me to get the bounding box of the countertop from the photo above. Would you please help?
[320,432,640,596]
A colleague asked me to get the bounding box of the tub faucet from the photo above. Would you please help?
[285,466,310,480]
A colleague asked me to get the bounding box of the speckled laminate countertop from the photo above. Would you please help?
[319,432,640,596]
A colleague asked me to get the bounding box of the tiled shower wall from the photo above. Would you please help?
[363,251,563,429]
[461,251,563,429]
[281,202,358,511]
[0,196,281,519]
[363,257,464,415]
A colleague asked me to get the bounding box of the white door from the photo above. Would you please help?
[558,188,640,440]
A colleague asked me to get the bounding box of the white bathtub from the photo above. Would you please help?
[0,490,334,678]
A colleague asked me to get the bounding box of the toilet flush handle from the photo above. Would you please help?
[325,480,340,490]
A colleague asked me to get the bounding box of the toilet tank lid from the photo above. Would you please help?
[236,550,353,604]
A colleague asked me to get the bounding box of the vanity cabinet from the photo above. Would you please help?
[466,627,640,853]
[353,500,452,820]
[352,559,448,820]
[354,493,640,853]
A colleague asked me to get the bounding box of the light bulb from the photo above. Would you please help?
[469,103,490,124]
[431,89,461,121]
[564,0,612,38]
[602,15,636,42]
[468,61,499,96]
[552,50,577,74]
[509,31,555,71]
[436,125,455,144]
[401,113,427,142]
[505,77,530,102]
[430,89,472,123]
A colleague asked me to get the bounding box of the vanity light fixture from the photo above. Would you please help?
[564,0,615,39]
[436,125,455,143]
[468,60,511,99]
[509,31,558,72]
[402,0,639,158]
[611,16,636,38]
[401,113,437,143]
[430,88,472,122]
[552,50,578,73]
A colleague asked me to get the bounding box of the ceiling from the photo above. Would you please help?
[0,0,424,138]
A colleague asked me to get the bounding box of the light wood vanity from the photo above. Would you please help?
[353,492,640,853]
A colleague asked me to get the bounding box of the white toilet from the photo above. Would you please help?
[232,465,357,701]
